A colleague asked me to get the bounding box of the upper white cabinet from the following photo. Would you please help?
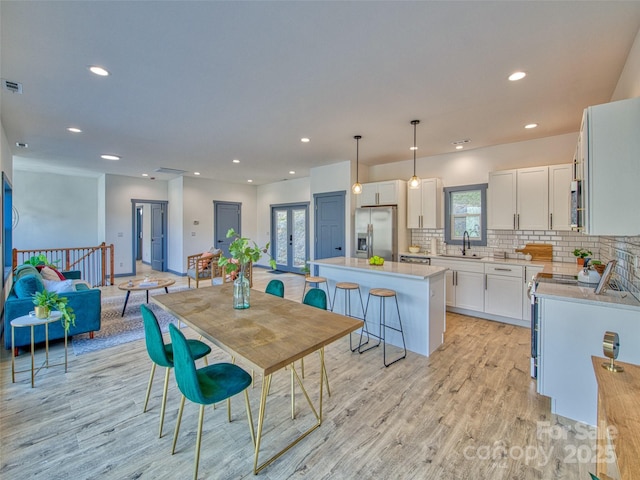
[577,97,640,235]
[357,180,403,207]
[548,164,572,231]
[406,178,442,229]
[488,164,571,231]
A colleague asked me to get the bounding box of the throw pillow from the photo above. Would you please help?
[41,266,66,281]
[14,274,45,298]
[198,251,214,270]
[43,278,75,294]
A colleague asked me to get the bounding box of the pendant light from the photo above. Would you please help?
[352,135,362,195]
[408,120,421,189]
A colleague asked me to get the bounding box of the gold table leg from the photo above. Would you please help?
[253,354,325,475]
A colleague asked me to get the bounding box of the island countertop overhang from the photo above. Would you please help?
[309,257,446,280]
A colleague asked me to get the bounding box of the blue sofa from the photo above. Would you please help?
[4,265,101,351]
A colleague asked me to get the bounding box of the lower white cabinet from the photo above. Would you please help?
[431,258,485,312]
[484,264,524,319]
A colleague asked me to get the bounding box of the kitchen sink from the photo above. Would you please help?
[437,254,485,260]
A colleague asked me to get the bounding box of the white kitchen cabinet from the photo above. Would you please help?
[488,167,549,230]
[548,164,572,231]
[484,264,524,319]
[577,97,640,235]
[357,180,403,207]
[407,178,442,229]
[487,169,517,229]
[430,258,484,312]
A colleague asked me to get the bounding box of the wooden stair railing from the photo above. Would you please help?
[13,243,115,287]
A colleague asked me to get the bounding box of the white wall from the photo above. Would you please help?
[105,174,168,275]
[12,169,100,249]
[612,26,640,100]
[367,133,577,187]
[179,176,259,270]
[167,177,184,274]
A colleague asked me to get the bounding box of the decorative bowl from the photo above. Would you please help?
[408,246,420,253]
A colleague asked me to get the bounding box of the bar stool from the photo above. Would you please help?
[302,276,331,307]
[331,282,369,351]
[358,288,407,367]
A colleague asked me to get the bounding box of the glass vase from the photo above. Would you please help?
[233,271,250,309]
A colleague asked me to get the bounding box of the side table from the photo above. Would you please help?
[11,311,68,388]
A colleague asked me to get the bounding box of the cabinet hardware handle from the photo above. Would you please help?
[484,274,487,290]
[513,214,516,230]
[495,268,512,271]
[550,213,553,229]
[517,214,520,230]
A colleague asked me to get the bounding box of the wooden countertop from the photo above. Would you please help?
[592,356,640,480]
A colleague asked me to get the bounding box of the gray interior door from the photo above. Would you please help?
[214,202,241,256]
[150,203,165,271]
[136,206,143,261]
[315,191,345,260]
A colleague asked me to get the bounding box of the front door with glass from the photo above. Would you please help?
[272,204,308,273]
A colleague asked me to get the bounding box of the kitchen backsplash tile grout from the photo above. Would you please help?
[410,229,640,301]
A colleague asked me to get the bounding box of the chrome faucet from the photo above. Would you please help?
[462,230,471,256]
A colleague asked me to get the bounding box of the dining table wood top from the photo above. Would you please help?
[151,284,363,376]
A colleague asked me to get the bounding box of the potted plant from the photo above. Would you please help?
[572,248,592,266]
[32,290,76,331]
[590,260,606,275]
[24,254,60,268]
[218,229,276,309]
[301,261,311,277]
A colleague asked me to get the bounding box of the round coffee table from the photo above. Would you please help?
[11,311,66,388]
[117,278,176,317]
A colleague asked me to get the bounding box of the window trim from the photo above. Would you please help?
[444,183,488,247]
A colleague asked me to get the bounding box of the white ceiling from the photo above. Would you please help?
[2,1,640,185]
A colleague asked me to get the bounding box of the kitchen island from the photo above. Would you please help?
[534,282,640,426]
[309,257,447,356]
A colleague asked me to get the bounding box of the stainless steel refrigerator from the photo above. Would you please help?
[355,206,397,261]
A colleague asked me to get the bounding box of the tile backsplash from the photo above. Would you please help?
[410,229,640,301]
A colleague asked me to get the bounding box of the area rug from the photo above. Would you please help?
[71,286,189,356]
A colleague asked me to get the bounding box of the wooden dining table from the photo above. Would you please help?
[151,284,363,474]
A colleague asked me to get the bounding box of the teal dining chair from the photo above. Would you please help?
[265,279,285,297]
[168,323,255,480]
[141,304,211,438]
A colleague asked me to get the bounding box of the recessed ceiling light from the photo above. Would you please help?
[142,173,148,177]
[101,154,121,161]
[232,159,240,164]
[247,179,253,183]
[301,138,310,143]
[289,171,295,175]
[508,71,526,81]
[524,123,538,129]
[194,172,200,176]
[67,127,82,133]
[456,145,464,150]
[409,146,418,151]
[88,65,110,76]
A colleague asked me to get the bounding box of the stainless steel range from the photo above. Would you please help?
[527,273,578,378]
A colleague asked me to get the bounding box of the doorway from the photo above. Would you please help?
[131,200,168,275]
[214,201,241,257]
[314,191,345,260]
[271,203,308,273]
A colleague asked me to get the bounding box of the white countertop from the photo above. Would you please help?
[534,282,640,311]
[310,257,446,280]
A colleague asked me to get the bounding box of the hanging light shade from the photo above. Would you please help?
[352,135,362,195]
[408,120,421,189]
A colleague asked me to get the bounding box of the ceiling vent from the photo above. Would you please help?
[154,167,187,175]
[2,79,23,94]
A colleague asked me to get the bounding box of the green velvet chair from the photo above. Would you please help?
[265,279,285,297]
[168,323,255,480]
[141,304,211,438]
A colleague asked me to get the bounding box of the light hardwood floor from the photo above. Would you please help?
[0,264,595,479]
